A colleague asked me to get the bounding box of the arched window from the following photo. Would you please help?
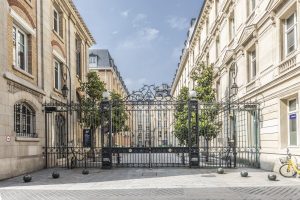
[14,102,36,138]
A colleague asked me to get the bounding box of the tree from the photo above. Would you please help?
[110,91,129,147]
[174,63,221,161]
[174,87,189,146]
[191,63,221,161]
[80,71,106,149]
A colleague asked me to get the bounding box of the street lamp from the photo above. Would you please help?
[189,90,197,99]
[231,82,238,97]
[61,84,69,99]
[102,91,111,101]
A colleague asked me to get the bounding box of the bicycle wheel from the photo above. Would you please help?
[279,164,297,177]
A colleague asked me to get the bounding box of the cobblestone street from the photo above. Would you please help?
[1,168,300,200]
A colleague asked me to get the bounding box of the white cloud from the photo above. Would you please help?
[121,10,130,18]
[125,78,148,91]
[132,13,147,27]
[118,27,160,49]
[166,16,189,30]
[138,28,159,41]
[112,31,119,35]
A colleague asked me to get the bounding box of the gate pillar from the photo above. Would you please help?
[188,97,199,168]
[100,99,112,169]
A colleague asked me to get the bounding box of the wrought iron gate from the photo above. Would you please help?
[44,103,102,168]
[100,85,260,169]
[43,85,260,169]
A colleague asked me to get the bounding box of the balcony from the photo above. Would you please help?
[278,54,297,74]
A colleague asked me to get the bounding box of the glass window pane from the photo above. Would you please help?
[55,62,59,89]
[287,14,295,30]
[289,99,297,111]
[289,115,297,145]
[287,29,295,53]
[251,0,256,10]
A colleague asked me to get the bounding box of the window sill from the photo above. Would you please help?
[12,65,34,79]
[15,137,40,142]
[53,88,63,96]
[53,30,64,43]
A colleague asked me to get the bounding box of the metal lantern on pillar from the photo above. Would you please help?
[61,84,69,98]
[231,82,238,96]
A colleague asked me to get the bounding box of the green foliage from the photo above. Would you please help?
[174,63,221,146]
[110,91,129,133]
[174,87,189,146]
[191,63,221,140]
[80,71,106,130]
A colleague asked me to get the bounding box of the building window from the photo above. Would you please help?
[288,99,298,146]
[229,12,235,41]
[248,0,256,15]
[248,49,257,81]
[247,111,257,147]
[53,8,63,37]
[206,18,209,36]
[13,26,28,72]
[14,103,36,138]
[216,79,221,102]
[54,60,63,90]
[76,38,82,78]
[215,0,219,18]
[285,13,297,56]
[216,35,220,59]
[89,56,97,68]
[206,53,210,66]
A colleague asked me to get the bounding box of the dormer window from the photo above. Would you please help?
[89,55,98,68]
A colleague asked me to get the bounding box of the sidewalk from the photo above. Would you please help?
[1,167,300,199]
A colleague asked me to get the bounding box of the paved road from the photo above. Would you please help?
[1,168,300,200]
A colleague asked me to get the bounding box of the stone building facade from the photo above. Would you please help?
[171,0,300,170]
[0,0,95,180]
[89,49,129,98]
[89,49,129,147]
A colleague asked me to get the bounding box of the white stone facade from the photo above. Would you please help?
[171,0,300,170]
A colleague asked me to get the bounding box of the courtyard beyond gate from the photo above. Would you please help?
[43,85,260,169]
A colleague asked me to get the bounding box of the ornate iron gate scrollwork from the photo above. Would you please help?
[42,85,260,169]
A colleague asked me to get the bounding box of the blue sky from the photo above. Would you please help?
[73,0,203,91]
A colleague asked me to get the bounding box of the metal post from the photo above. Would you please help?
[254,109,259,168]
[232,109,237,168]
[109,102,113,167]
[66,103,69,168]
[188,100,192,168]
[148,100,152,169]
[44,111,48,168]
[194,101,199,167]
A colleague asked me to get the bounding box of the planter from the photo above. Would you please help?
[23,175,32,183]
[240,171,248,177]
[217,168,224,174]
[82,169,89,175]
[268,174,277,181]
[52,171,60,179]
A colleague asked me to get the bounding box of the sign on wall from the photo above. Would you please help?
[83,129,91,147]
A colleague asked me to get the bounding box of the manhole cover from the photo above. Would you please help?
[201,174,216,177]
[142,172,157,177]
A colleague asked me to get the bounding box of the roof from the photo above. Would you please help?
[89,49,112,67]
[69,0,96,44]
[89,49,129,95]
